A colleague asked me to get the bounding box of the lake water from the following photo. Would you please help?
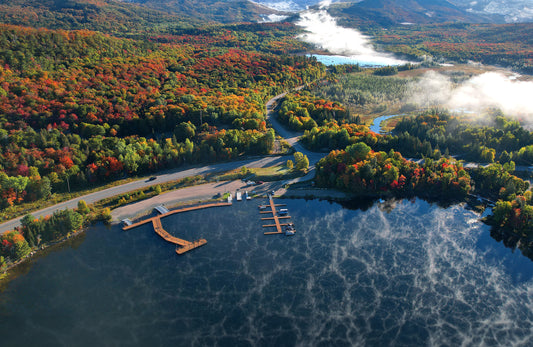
[309,54,405,67]
[1,198,533,346]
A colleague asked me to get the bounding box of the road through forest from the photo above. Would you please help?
[0,89,323,233]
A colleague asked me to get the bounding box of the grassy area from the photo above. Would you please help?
[213,164,303,182]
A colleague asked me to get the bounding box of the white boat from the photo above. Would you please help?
[285,224,296,236]
[258,205,267,210]
[236,191,242,201]
[278,208,288,215]
[227,193,232,202]
[245,191,251,200]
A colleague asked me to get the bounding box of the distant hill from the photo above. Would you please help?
[448,0,533,23]
[120,0,285,23]
[255,0,533,23]
[329,0,501,27]
[0,0,198,34]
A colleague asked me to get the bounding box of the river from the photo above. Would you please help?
[1,198,532,346]
[370,114,401,134]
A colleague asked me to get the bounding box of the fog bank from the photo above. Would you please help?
[410,71,533,117]
[296,9,406,66]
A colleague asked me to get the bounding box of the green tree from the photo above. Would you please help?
[14,238,31,260]
[286,159,294,170]
[347,142,371,161]
[77,200,90,214]
[294,152,309,171]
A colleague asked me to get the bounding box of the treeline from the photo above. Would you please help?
[372,23,533,73]
[301,122,378,151]
[0,0,195,35]
[287,96,533,168]
[0,24,324,211]
[1,201,110,270]
[158,23,312,55]
[276,91,349,131]
[393,110,533,163]
[309,72,411,113]
[472,163,533,260]
[315,142,471,198]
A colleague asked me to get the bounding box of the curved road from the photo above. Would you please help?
[0,90,325,233]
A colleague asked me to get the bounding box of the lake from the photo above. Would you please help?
[309,54,406,67]
[1,198,533,346]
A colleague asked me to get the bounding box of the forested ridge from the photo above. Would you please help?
[0,0,197,35]
[371,23,533,73]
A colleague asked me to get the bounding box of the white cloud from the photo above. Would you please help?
[261,14,290,22]
[409,71,533,117]
[296,10,407,66]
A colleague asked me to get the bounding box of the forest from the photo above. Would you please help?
[370,23,533,73]
[273,72,533,260]
[0,23,324,214]
[1,1,533,266]
[315,143,471,199]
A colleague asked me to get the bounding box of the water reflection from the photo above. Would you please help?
[0,199,532,346]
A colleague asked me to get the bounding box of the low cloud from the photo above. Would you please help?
[409,71,533,117]
[296,9,407,66]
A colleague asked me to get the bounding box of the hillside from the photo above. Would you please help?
[0,22,323,210]
[0,0,199,34]
[125,0,285,23]
[329,0,501,27]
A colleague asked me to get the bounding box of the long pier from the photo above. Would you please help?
[123,202,231,254]
[261,195,292,235]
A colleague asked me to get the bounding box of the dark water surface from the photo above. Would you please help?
[1,199,533,346]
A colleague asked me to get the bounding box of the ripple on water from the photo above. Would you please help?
[1,198,533,346]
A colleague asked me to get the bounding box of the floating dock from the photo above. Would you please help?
[260,195,293,235]
[123,202,231,254]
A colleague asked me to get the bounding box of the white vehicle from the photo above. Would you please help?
[236,192,242,201]
[227,193,233,202]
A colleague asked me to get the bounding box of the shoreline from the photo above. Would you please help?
[0,177,496,283]
[0,180,350,279]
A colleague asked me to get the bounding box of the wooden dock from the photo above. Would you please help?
[261,195,293,235]
[123,202,231,254]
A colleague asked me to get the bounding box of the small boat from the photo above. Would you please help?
[278,208,288,215]
[227,193,232,202]
[236,191,242,201]
[285,224,296,236]
[258,205,267,210]
[245,191,251,200]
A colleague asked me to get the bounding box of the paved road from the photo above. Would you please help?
[0,90,327,233]
[265,88,326,178]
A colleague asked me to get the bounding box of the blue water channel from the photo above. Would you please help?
[1,198,533,346]
[369,114,401,134]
